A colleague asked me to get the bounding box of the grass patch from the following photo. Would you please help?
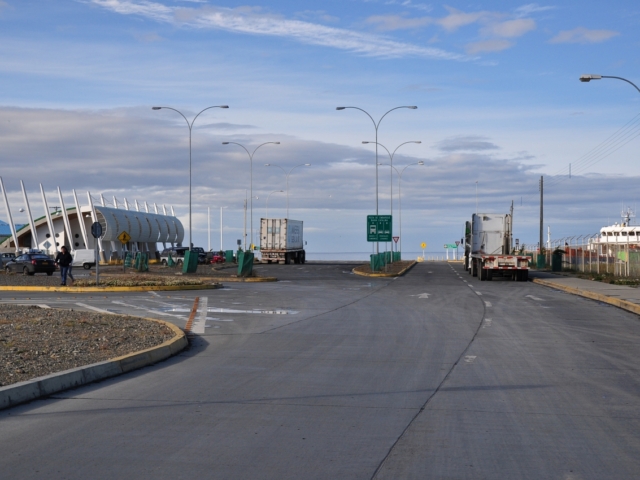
[73,275,205,287]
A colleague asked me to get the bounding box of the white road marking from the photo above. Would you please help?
[148,291,161,297]
[37,304,51,309]
[464,355,477,363]
[111,300,187,319]
[483,318,492,328]
[525,295,544,301]
[475,291,482,296]
[75,303,116,315]
[485,301,492,307]
[409,293,431,299]
[191,296,208,334]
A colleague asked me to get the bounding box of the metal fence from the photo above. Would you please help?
[525,234,640,277]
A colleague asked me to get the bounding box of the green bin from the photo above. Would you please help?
[237,251,254,277]
[225,250,234,263]
[370,254,382,272]
[182,250,199,274]
[551,250,564,272]
[536,253,546,269]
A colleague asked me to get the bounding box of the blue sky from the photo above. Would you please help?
[1,1,639,256]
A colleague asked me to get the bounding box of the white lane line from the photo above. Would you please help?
[485,301,492,307]
[483,318,492,328]
[75,303,116,315]
[191,296,208,334]
[148,291,161,297]
[37,304,51,309]
[475,291,482,296]
[525,295,544,301]
[111,300,187,319]
[464,355,477,363]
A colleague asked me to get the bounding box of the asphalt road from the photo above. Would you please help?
[1,262,639,479]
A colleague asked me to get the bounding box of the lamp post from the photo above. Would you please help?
[336,105,417,253]
[152,104,229,251]
[217,206,228,252]
[223,141,279,251]
[265,190,284,219]
[362,140,421,223]
[579,74,640,93]
[377,161,424,257]
[264,163,311,218]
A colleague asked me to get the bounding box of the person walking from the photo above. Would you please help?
[55,246,74,286]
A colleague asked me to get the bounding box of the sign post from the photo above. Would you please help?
[91,222,103,286]
[420,242,426,261]
[118,231,131,273]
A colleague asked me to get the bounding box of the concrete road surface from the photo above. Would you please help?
[1,262,639,479]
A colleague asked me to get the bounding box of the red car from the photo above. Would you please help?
[210,253,224,264]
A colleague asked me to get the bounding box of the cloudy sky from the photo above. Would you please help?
[1,0,639,257]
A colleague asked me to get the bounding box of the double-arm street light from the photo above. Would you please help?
[336,105,417,254]
[264,163,311,218]
[580,74,640,94]
[265,190,284,219]
[223,141,280,250]
[152,104,229,251]
[377,161,424,256]
[362,140,421,219]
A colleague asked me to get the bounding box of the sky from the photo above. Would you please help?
[1,0,639,257]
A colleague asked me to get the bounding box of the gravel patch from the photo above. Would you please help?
[0,305,176,387]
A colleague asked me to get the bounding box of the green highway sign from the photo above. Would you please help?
[367,215,392,242]
[444,243,458,249]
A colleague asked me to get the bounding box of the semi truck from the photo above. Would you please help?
[260,218,306,264]
[464,210,529,281]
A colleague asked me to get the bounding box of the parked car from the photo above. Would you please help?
[190,247,208,264]
[160,247,188,266]
[4,253,56,276]
[0,252,16,268]
[211,252,224,264]
[72,249,97,270]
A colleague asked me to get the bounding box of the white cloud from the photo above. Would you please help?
[435,135,500,152]
[465,39,512,54]
[514,4,555,17]
[549,27,620,44]
[482,18,536,38]
[437,6,490,32]
[89,0,469,61]
[365,14,432,31]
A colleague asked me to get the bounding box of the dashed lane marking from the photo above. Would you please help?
[475,291,482,296]
[75,303,116,315]
[464,355,477,363]
[485,301,492,307]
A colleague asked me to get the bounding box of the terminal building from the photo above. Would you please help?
[0,179,184,260]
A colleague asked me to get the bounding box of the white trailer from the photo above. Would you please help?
[260,218,306,264]
[466,212,529,281]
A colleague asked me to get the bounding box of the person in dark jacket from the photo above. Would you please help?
[55,246,74,286]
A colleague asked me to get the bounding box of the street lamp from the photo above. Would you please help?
[265,190,284,219]
[362,140,421,220]
[152,104,229,251]
[377,161,424,257]
[223,141,280,251]
[579,74,640,93]
[336,105,417,254]
[264,163,311,218]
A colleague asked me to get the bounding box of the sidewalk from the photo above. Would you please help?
[530,271,640,316]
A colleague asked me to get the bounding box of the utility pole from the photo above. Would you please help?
[539,176,544,268]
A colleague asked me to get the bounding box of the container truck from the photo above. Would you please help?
[465,211,529,281]
[260,218,306,264]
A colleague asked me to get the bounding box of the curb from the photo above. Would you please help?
[532,278,640,317]
[352,261,417,278]
[208,276,277,283]
[0,284,222,293]
[0,318,188,411]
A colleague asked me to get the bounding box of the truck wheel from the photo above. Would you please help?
[83,263,92,270]
[472,260,478,277]
[301,251,306,264]
[284,253,290,265]
[161,259,167,266]
[480,266,487,281]
[487,270,493,281]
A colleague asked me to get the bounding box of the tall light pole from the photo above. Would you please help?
[265,190,284,219]
[264,163,311,218]
[362,140,421,226]
[152,104,229,251]
[223,141,279,251]
[336,105,417,253]
[217,206,228,252]
[377,161,424,256]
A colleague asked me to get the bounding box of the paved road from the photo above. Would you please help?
[1,262,639,479]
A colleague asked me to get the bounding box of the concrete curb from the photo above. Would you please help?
[0,284,222,293]
[0,318,188,411]
[208,276,277,283]
[352,261,417,278]
[532,278,640,317]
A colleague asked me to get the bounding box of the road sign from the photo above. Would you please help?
[393,236,399,243]
[455,240,460,246]
[444,243,457,249]
[43,240,51,249]
[91,222,103,239]
[367,215,392,242]
[117,231,131,244]
[420,242,426,249]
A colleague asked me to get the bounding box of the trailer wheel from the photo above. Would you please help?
[472,259,478,277]
[487,270,493,281]
[301,251,306,264]
[480,266,487,281]
[284,253,290,265]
